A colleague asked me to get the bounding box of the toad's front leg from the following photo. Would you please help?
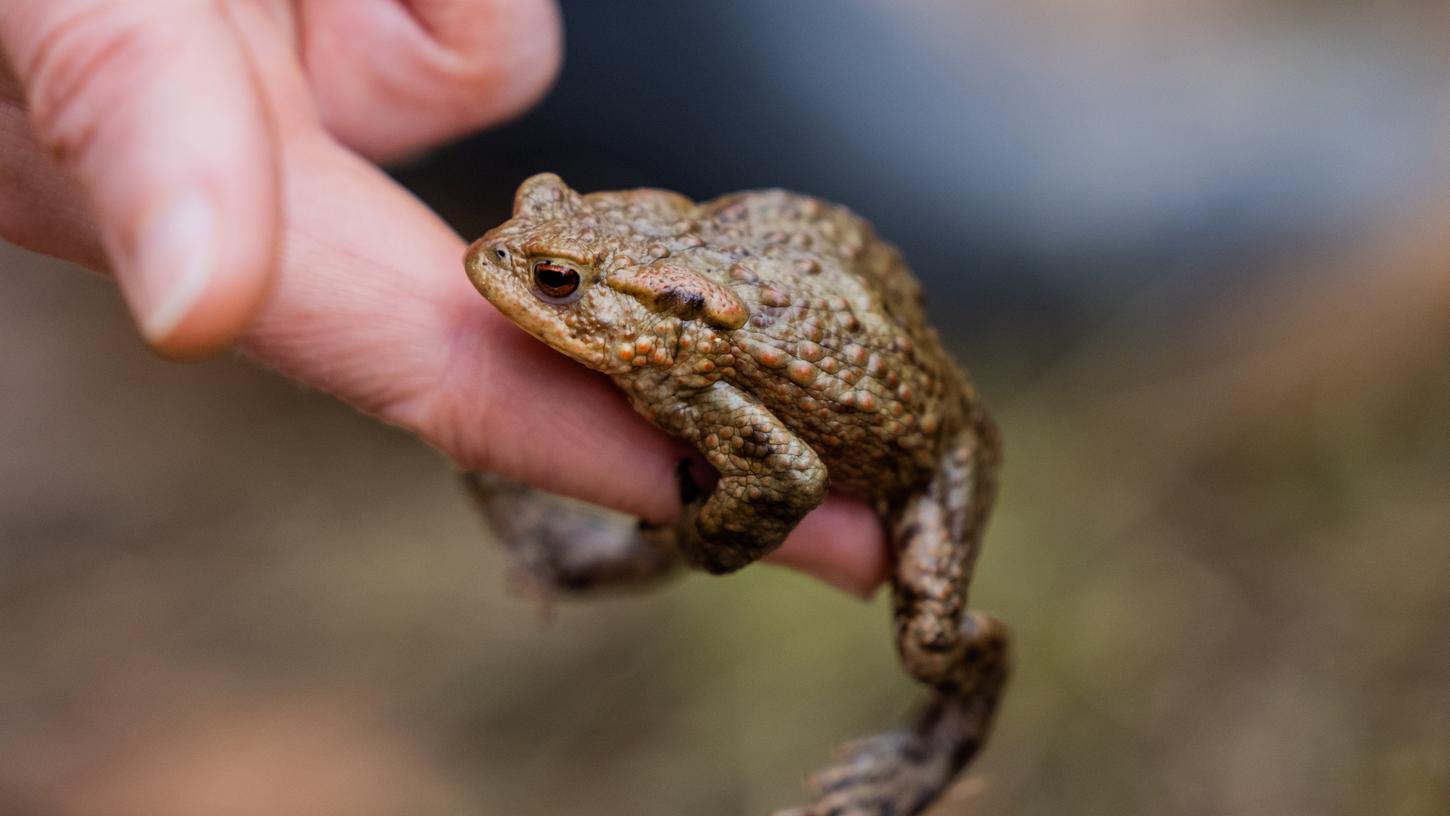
[641,382,828,574]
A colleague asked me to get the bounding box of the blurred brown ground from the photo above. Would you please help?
[3,197,1447,815]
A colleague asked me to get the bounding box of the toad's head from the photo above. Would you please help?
[466,174,748,375]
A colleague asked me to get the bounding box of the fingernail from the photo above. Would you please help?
[838,575,881,601]
[814,564,880,601]
[123,192,216,344]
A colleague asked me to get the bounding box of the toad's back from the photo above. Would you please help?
[688,189,977,500]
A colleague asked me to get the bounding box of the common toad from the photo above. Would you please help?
[464,174,1008,816]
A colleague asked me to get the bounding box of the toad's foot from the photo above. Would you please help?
[774,614,1007,816]
[462,471,680,598]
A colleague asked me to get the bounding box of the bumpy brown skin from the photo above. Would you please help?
[464,174,1009,816]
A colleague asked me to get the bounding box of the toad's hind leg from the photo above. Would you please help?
[463,471,680,595]
[777,425,1009,816]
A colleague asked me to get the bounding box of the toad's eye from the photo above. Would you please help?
[531,261,583,303]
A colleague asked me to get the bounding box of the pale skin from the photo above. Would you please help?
[0,0,887,596]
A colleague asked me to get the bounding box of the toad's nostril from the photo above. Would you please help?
[468,239,508,268]
[465,239,490,267]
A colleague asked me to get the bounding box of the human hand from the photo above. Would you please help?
[0,0,888,596]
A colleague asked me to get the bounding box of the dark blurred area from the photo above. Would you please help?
[3,2,1449,815]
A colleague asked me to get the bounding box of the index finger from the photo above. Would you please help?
[241,138,889,596]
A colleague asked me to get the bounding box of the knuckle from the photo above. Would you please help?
[446,0,561,85]
[21,6,160,163]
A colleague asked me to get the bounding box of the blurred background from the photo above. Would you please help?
[3,1,1449,814]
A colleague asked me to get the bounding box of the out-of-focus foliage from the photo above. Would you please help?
[3,2,1448,815]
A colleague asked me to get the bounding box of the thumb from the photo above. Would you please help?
[1,0,280,358]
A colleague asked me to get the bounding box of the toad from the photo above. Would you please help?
[464,174,1008,816]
